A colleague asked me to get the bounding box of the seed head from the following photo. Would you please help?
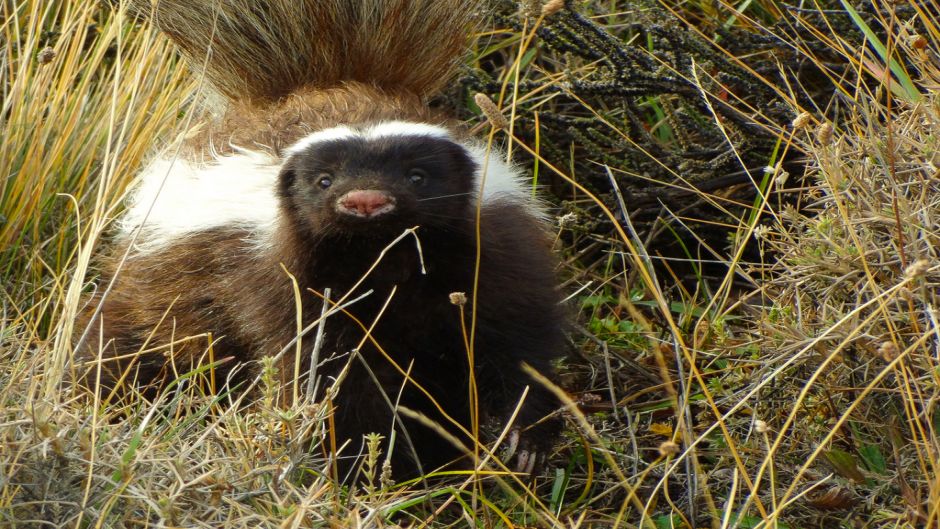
[909,34,928,50]
[817,122,834,145]
[37,47,55,64]
[449,292,468,306]
[792,112,812,130]
[474,93,508,131]
[542,0,566,17]
[904,259,931,280]
[658,441,680,456]
[380,458,394,489]
[878,341,899,362]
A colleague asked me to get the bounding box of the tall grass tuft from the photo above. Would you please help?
[1,0,192,407]
[1,0,191,307]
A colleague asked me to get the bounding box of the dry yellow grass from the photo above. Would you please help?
[2,0,940,527]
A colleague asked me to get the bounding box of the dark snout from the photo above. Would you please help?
[336,189,396,218]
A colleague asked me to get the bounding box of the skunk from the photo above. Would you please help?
[78,0,567,479]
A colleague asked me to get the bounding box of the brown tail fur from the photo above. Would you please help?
[138,0,482,101]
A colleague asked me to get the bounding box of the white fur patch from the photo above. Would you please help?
[122,121,544,252]
[366,121,452,140]
[463,143,546,219]
[285,121,452,156]
[120,150,281,251]
[283,126,357,156]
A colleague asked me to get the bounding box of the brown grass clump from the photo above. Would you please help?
[754,92,940,527]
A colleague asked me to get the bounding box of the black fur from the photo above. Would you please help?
[278,134,567,476]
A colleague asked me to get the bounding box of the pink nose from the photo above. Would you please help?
[337,190,396,217]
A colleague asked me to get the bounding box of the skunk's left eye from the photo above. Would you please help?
[407,168,427,185]
[316,174,333,189]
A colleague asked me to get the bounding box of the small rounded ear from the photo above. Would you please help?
[277,166,297,199]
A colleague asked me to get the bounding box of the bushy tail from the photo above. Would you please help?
[138,0,482,101]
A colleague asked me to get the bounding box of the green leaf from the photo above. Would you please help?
[519,47,538,70]
[824,448,866,482]
[730,513,791,529]
[858,444,888,474]
[722,0,755,30]
[838,0,921,103]
[580,294,614,308]
[111,429,143,483]
[654,514,683,529]
[549,467,567,513]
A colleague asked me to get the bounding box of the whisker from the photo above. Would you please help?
[419,213,469,221]
[417,192,474,202]
[414,211,464,220]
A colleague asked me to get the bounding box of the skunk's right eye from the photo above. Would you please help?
[316,174,333,189]
[407,168,427,185]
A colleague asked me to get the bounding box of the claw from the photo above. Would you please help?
[524,451,537,475]
[505,428,520,460]
[515,449,530,474]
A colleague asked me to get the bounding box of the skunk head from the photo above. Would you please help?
[278,126,478,241]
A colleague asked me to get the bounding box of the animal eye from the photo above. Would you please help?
[316,174,333,189]
[407,168,427,185]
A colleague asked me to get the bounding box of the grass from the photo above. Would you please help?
[3,0,940,527]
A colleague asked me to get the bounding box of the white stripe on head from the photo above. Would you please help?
[365,121,452,140]
[120,121,547,253]
[284,121,452,155]
[284,125,357,156]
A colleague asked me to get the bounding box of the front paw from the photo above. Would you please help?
[500,420,559,476]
